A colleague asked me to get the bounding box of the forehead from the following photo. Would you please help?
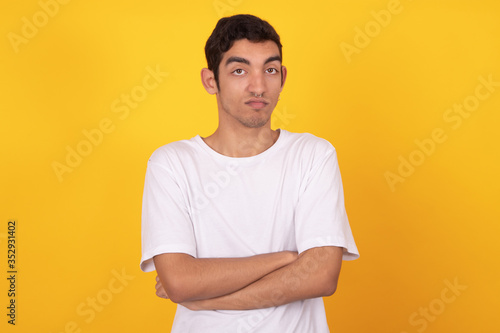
[222,39,280,64]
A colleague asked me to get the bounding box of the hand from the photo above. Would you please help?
[155,275,169,299]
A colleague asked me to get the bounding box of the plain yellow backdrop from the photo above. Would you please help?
[1,0,499,332]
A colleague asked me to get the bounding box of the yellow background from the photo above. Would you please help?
[1,0,499,332]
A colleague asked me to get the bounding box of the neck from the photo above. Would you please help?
[202,126,280,157]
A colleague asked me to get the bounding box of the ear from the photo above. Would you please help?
[280,65,287,92]
[201,68,218,95]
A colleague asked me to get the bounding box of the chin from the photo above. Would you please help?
[238,117,270,129]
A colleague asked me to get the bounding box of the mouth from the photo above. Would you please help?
[245,98,269,110]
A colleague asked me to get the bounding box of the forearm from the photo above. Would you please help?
[154,251,297,303]
[182,246,343,310]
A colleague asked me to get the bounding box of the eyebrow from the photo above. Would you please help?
[225,55,282,67]
[264,55,282,64]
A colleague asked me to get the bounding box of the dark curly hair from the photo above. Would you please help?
[205,14,283,89]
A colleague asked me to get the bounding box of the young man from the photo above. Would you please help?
[140,14,359,332]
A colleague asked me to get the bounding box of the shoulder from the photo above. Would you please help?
[148,136,200,167]
[282,130,337,158]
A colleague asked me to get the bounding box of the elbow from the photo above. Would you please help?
[169,285,193,304]
[162,277,192,303]
[322,278,338,297]
[154,254,198,303]
[318,269,339,297]
[168,289,186,304]
[169,293,188,304]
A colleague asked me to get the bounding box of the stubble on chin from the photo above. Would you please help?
[236,115,270,128]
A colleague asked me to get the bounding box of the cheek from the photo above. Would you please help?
[268,77,283,92]
[220,78,243,94]
[219,87,240,107]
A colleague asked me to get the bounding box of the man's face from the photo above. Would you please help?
[215,39,286,129]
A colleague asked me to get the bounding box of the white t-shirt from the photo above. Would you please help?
[140,129,359,333]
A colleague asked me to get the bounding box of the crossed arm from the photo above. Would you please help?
[153,246,343,311]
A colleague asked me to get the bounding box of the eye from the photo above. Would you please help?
[233,69,246,75]
[266,68,279,74]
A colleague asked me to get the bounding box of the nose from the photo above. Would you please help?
[248,71,266,97]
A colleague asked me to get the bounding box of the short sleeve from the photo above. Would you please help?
[140,157,197,272]
[294,147,359,260]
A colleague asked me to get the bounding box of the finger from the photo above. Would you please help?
[154,279,169,299]
[156,286,168,299]
[155,276,162,290]
[156,288,166,297]
[155,284,167,298]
